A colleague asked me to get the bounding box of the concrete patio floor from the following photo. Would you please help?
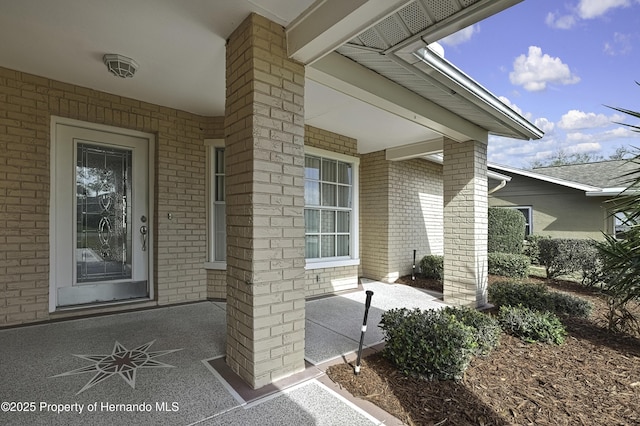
[0,280,447,426]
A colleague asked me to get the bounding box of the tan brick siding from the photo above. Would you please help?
[206,269,226,300]
[224,13,306,388]
[0,66,223,326]
[388,158,443,281]
[305,125,357,156]
[305,266,359,296]
[443,138,488,307]
[360,151,444,283]
[359,151,390,281]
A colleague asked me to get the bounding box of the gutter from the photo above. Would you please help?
[393,44,543,141]
[488,179,508,195]
[585,187,632,197]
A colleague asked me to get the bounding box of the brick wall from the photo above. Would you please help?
[224,13,307,388]
[360,152,444,282]
[305,125,357,156]
[0,66,223,326]
[443,138,488,307]
[359,151,390,280]
[388,158,443,281]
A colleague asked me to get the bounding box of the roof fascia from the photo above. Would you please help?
[585,188,629,197]
[489,163,600,192]
[392,44,543,141]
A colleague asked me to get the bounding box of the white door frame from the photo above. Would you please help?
[49,116,155,312]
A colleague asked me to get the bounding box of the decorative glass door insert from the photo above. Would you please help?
[76,143,133,283]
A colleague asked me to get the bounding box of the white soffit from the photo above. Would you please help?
[308,52,488,143]
[305,80,440,154]
[286,0,412,64]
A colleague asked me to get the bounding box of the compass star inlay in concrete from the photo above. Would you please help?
[52,341,182,394]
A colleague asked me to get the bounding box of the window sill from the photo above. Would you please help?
[204,261,227,271]
[305,258,360,270]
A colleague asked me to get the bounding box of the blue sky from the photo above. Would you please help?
[435,0,640,168]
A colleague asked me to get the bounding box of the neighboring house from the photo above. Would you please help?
[0,0,541,389]
[489,160,636,240]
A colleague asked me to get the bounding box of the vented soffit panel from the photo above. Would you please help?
[331,0,541,140]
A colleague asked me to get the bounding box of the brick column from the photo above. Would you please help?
[224,13,306,388]
[442,138,488,307]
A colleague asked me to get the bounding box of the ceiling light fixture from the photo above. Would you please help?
[103,54,139,78]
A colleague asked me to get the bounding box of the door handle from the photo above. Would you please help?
[140,225,148,251]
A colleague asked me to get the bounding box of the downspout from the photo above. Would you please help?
[488,179,507,195]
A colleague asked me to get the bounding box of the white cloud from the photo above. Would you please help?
[604,32,633,55]
[558,110,623,130]
[577,0,632,19]
[600,126,640,140]
[566,142,603,154]
[440,24,479,46]
[509,46,580,91]
[545,12,576,29]
[498,96,525,116]
[546,1,638,31]
[534,117,556,134]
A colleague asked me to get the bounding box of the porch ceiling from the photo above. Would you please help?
[0,0,536,154]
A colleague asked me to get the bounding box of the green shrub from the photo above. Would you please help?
[380,308,477,381]
[489,280,552,311]
[420,255,443,280]
[488,252,530,278]
[489,280,593,318]
[488,207,526,254]
[538,238,597,279]
[442,306,501,357]
[497,305,566,344]
[546,292,593,318]
[523,235,548,265]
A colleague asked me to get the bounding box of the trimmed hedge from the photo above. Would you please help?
[488,207,526,254]
[488,280,593,318]
[523,234,549,265]
[498,305,566,344]
[488,252,530,278]
[380,308,477,381]
[419,255,443,280]
[538,238,598,279]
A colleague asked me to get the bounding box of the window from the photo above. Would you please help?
[205,139,226,269]
[511,206,532,236]
[304,147,359,268]
[612,211,636,239]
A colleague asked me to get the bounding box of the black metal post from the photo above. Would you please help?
[354,290,374,375]
[412,249,416,280]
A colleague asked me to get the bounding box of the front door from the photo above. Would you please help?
[51,122,151,308]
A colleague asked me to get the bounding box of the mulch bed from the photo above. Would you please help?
[326,275,640,425]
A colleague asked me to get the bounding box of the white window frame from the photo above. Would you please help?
[304,146,360,270]
[204,139,226,270]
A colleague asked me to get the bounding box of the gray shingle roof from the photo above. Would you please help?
[532,160,637,188]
